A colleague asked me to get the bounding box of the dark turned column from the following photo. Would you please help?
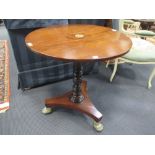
[70,62,84,103]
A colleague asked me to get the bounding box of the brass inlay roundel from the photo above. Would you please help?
[74,33,85,39]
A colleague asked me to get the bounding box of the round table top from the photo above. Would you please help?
[25,24,132,61]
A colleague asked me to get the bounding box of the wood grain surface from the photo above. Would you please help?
[25,24,132,61]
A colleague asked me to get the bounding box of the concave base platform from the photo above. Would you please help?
[45,81,103,122]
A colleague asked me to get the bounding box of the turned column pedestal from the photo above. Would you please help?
[42,62,103,131]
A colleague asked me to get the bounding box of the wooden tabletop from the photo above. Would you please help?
[25,24,132,61]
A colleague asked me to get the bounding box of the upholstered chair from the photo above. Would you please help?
[106,38,155,88]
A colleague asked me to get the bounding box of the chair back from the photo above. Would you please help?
[119,19,141,35]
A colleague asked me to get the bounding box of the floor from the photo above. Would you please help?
[0,25,155,135]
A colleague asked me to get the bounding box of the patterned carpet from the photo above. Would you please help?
[0,40,10,113]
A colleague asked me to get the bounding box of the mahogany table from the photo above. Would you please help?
[25,25,132,131]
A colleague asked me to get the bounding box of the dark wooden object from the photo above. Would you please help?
[25,25,132,130]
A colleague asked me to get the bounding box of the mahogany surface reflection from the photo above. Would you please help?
[25,24,132,61]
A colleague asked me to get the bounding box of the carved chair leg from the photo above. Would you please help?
[110,58,119,82]
[106,60,110,68]
[148,67,155,89]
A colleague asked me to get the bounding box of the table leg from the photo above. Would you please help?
[42,62,103,131]
[70,62,84,103]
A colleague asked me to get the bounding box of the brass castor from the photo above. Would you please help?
[93,121,104,132]
[0,109,7,113]
[42,107,52,114]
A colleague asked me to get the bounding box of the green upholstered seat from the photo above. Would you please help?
[123,38,155,62]
[135,30,155,36]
